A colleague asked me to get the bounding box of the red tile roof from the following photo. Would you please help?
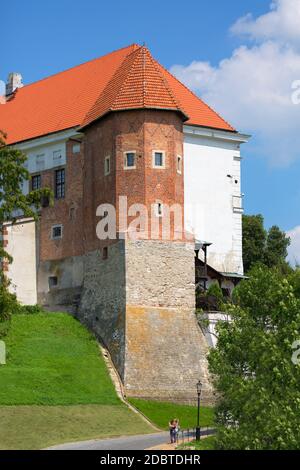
[0,44,235,145]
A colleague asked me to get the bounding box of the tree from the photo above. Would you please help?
[264,225,290,270]
[242,214,290,272]
[209,265,300,450]
[0,130,52,322]
[242,214,266,272]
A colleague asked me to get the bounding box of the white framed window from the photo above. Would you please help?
[51,224,63,240]
[176,155,182,174]
[152,150,165,168]
[72,144,81,154]
[155,202,163,217]
[53,150,62,162]
[124,151,136,169]
[104,156,111,176]
[36,154,45,171]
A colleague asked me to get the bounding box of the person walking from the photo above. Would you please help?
[169,419,177,444]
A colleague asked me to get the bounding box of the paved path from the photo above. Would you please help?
[47,428,215,451]
[47,432,169,450]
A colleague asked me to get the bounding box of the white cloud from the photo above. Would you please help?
[231,0,300,47]
[287,225,300,266]
[170,1,300,166]
[0,80,5,96]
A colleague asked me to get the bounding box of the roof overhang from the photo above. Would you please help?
[79,106,189,132]
[184,124,251,145]
[13,127,83,150]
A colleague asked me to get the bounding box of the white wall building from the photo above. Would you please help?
[184,125,250,276]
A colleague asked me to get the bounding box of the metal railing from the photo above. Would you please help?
[176,427,216,444]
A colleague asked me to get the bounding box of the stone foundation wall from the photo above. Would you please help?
[37,254,84,312]
[78,241,126,380]
[124,239,214,405]
[37,238,214,404]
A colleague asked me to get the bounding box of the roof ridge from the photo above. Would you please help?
[110,46,144,110]
[156,60,235,132]
[80,46,142,128]
[14,44,140,92]
[145,48,185,114]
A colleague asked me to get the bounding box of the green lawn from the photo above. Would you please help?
[128,398,215,430]
[0,404,152,450]
[0,313,119,405]
[0,313,153,449]
[177,436,216,450]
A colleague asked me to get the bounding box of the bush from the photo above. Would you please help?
[0,284,18,322]
[197,283,225,311]
[0,282,19,338]
[0,278,44,338]
[17,304,45,315]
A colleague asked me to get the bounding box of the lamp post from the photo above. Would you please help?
[196,380,202,441]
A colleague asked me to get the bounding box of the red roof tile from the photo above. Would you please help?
[0,44,235,145]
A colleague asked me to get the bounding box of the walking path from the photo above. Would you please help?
[47,428,215,450]
[47,432,169,450]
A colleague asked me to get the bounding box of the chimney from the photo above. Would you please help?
[6,72,23,96]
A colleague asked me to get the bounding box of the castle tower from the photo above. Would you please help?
[77,47,213,403]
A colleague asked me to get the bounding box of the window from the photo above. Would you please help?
[102,247,108,260]
[155,202,163,217]
[104,156,111,176]
[53,150,62,162]
[51,224,63,239]
[124,151,136,169]
[31,174,41,191]
[55,169,65,199]
[72,144,81,154]
[177,155,182,174]
[36,154,45,171]
[153,151,165,168]
[48,276,58,289]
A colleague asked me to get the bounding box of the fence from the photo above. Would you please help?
[176,427,216,445]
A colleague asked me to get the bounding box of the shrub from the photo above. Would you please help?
[17,304,45,315]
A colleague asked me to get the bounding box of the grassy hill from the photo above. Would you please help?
[0,313,119,405]
[0,313,152,449]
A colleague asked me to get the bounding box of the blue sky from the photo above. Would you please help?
[1,0,299,259]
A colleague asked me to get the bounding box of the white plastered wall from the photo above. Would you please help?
[5,219,37,305]
[184,126,249,275]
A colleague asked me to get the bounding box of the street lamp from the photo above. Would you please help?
[196,380,202,441]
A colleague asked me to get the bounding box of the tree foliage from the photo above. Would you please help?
[0,130,52,323]
[209,265,300,449]
[242,214,290,272]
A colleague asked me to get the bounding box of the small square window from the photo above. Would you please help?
[53,150,62,162]
[177,155,182,174]
[48,276,58,289]
[52,225,63,239]
[72,144,81,154]
[104,156,111,176]
[124,152,136,169]
[31,174,41,191]
[153,151,165,168]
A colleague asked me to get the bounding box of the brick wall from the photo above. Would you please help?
[83,109,185,251]
[39,139,84,261]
